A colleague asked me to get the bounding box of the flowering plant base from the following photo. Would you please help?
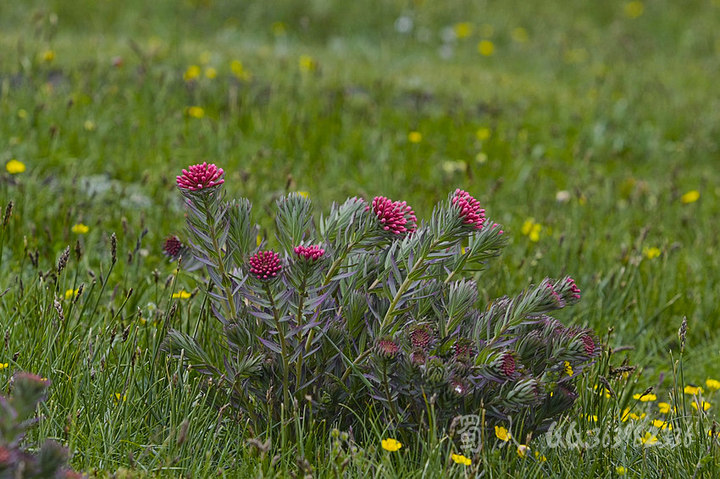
[164,164,599,441]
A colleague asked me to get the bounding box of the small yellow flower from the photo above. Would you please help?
[521,218,543,242]
[476,127,491,141]
[271,21,287,36]
[299,55,317,73]
[65,289,79,300]
[5,159,26,174]
[680,190,700,204]
[0,363,9,370]
[408,131,422,143]
[185,106,205,119]
[256,234,262,247]
[453,22,474,39]
[594,384,611,398]
[534,451,547,462]
[624,1,644,19]
[658,402,674,414]
[71,223,89,234]
[684,385,703,395]
[381,438,402,452]
[511,27,529,44]
[296,191,310,198]
[564,361,573,376]
[706,378,720,390]
[494,425,511,442]
[642,246,661,259]
[616,466,627,475]
[640,432,657,445]
[83,120,96,132]
[172,290,192,299]
[477,40,495,56]
[691,400,711,412]
[204,67,218,79]
[451,453,471,466]
[114,393,127,402]
[42,50,55,62]
[183,65,201,82]
[652,419,672,430]
[231,60,252,81]
[633,393,657,402]
[517,444,530,458]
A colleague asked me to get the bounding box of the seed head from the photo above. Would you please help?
[249,250,282,280]
[176,162,225,191]
[370,196,417,235]
[451,189,486,229]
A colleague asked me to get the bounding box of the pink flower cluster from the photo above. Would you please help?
[249,250,282,280]
[546,281,565,308]
[581,335,595,356]
[370,196,417,235]
[566,277,581,300]
[294,244,325,261]
[176,162,225,191]
[163,235,183,258]
[451,189,485,229]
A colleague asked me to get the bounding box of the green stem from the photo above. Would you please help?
[264,282,290,407]
[294,276,307,393]
[382,360,399,420]
[203,197,238,322]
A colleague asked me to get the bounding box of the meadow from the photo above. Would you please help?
[1,0,720,477]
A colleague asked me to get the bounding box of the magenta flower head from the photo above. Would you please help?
[249,250,282,280]
[451,189,485,229]
[501,353,516,377]
[176,162,225,191]
[163,235,183,259]
[370,196,417,235]
[294,244,325,261]
[581,334,596,356]
[566,277,581,300]
[376,338,400,359]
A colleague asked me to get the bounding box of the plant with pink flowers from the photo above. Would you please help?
[164,162,599,442]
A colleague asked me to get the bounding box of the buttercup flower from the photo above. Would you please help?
[494,425,511,442]
[5,159,26,174]
[640,432,657,445]
[172,290,192,299]
[249,250,282,280]
[381,438,402,452]
[408,131,422,143]
[176,162,225,191]
[451,453,471,466]
[294,244,325,261]
[451,189,485,229]
[370,196,417,235]
[633,392,657,402]
[658,402,674,414]
[517,444,530,458]
[684,385,703,395]
[681,190,700,204]
[691,400,711,412]
[71,224,89,234]
[706,378,720,390]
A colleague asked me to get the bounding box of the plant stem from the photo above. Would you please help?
[294,275,307,393]
[264,282,290,407]
[203,196,238,322]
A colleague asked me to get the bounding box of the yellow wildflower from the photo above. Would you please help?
[113,393,127,402]
[494,425,510,442]
[42,50,55,62]
[706,378,720,390]
[296,191,310,198]
[453,22,474,39]
[476,127,491,141]
[0,363,9,370]
[517,444,530,458]
[594,384,611,398]
[5,159,26,174]
[616,466,627,475]
[681,190,700,204]
[511,27,529,44]
[204,67,218,79]
[183,65,201,82]
[231,60,252,81]
[408,131,422,143]
[624,1,644,19]
[71,224,89,234]
[658,402,674,414]
[640,432,657,445]
[642,246,661,259]
[534,451,547,462]
[451,453,471,466]
[652,419,672,430]
[299,55,317,73]
[477,40,495,56]
[633,393,657,402]
[65,289,79,300]
[185,106,205,119]
[521,218,542,242]
[691,400,711,412]
[684,385,703,395]
[381,438,402,452]
[172,290,192,299]
[564,361,573,376]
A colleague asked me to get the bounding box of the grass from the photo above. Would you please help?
[1,0,719,476]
